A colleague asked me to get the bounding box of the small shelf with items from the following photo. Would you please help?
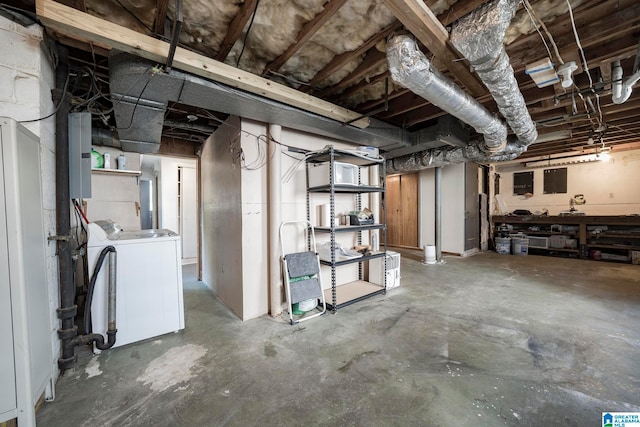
[306,146,387,312]
[91,168,141,177]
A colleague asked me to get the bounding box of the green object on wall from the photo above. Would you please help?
[91,148,103,168]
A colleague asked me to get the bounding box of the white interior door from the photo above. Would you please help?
[179,166,197,260]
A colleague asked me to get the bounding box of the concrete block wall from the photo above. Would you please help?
[0,17,58,377]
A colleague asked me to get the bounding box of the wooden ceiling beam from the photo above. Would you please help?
[307,20,403,88]
[262,0,348,76]
[215,0,258,62]
[438,0,492,26]
[508,3,640,73]
[306,0,490,91]
[357,88,409,113]
[320,48,387,97]
[384,0,486,97]
[332,71,390,101]
[154,0,170,36]
[36,0,370,128]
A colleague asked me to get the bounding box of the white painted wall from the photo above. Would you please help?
[418,163,468,255]
[85,146,141,230]
[493,149,640,215]
[201,116,244,317]
[201,117,360,320]
[0,16,58,378]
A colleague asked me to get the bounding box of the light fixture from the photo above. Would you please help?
[587,136,594,145]
[598,142,612,162]
[524,153,600,168]
[557,61,578,88]
[534,130,572,143]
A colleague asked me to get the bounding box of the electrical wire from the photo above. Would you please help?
[113,0,154,34]
[522,0,564,65]
[565,0,592,88]
[18,71,70,123]
[565,0,604,129]
[522,0,554,63]
[236,0,261,67]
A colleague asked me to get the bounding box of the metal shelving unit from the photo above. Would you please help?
[306,146,387,312]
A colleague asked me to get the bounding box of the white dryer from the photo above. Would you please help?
[87,220,185,351]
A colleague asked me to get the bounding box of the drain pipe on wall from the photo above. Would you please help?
[56,45,118,369]
[54,45,78,371]
[612,60,640,104]
[268,124,283,317]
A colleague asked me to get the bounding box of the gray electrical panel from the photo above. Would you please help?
[69,112,92,198]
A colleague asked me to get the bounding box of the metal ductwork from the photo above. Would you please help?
[386,0,538,173]
[385,115,470,158]
[108,51,413,154]
[387,36,507,154]
[450,0,537,148]
[386,36,519,172]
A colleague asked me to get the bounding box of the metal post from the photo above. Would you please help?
[435,166,442,262]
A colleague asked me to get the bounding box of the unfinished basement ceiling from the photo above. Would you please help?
[12,0,640,160]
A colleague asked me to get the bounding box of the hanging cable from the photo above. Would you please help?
[522,0,554,63]
[523,0,564,65]
[236,0,261,67]
[19,72,70,123]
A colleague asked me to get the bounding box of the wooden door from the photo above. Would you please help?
[386,173,419,248]
[387,175,402,245]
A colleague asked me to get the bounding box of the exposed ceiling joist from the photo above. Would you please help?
[334,71,389,101]
[214,0,258,62]
[307,20,403,88]
[321,48,386,97]
[154,0,170,36]
[384,0,486,97]
[35,0,370,128]
[262,0,348,76]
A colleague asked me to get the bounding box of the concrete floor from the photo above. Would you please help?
[37,251,640,426]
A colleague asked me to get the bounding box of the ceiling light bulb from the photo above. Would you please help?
[587,136,594,145]
[558,61,578,88]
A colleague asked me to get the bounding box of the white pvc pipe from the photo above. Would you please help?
[612,60,640,104]
[268,124,282,317]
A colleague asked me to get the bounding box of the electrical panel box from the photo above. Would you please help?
[69,112,92,198]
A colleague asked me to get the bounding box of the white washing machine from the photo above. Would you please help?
[87,220,185,351]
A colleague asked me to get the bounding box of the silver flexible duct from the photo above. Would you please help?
[387,36,507,153]
[387,141,522,173]
[450,0,537,148]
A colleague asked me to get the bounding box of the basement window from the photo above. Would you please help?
[543,167,567,194]
[513,171,533,195]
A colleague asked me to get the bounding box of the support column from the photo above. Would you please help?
[435,166,442,262]
[267,124,282,317]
